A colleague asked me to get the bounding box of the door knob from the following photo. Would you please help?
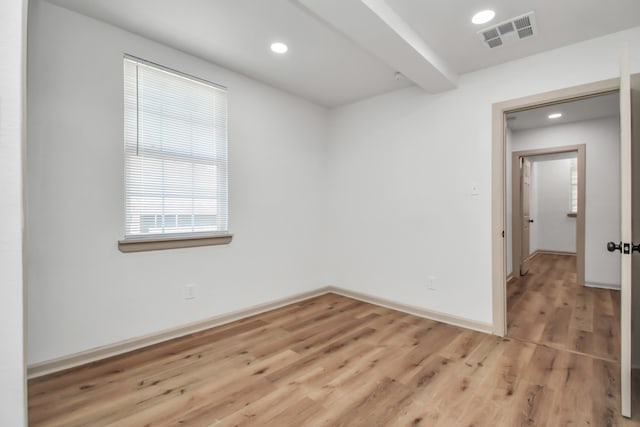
[607,242,622,252]
[528,219,534,223]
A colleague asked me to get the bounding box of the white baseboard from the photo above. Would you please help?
[531,249,577,257]
[327,287,493,334]
[27,287,331,379]
[585,282,620,290]
[28,286,493,379]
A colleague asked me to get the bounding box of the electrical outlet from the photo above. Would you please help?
[427,276,438,291]
[184,283,196,300]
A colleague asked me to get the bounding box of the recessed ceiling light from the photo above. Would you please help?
[270,42,288,54]
[472,10,495,25]
[548,113,563,119]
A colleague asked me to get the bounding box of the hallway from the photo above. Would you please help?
[507,252,620,361]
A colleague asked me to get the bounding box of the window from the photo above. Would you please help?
[569,157,578,215]
[119,56,231,252]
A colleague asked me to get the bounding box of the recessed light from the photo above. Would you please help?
[270,42,288,54]
[472,10,495,25]
[548,113,563,119]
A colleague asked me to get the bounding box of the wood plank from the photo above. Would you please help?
[28,288,638,426]
[508,253,620,362]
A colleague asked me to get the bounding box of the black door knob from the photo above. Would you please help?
[528,219,534,223]
[607,242,622,252]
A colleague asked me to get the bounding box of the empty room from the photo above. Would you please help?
[3,0,640,425]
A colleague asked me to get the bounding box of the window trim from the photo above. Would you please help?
[118,233,233,252]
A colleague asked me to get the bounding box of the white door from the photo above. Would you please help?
[618,45,635,418]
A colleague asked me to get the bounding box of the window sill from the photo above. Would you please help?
[567,212,577,218]
[118,233,233,253]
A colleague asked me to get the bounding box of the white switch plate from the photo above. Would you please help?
[471,182,479,196]
[184,283,196,300]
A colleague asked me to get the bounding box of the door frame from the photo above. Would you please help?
[511,145,586,286]
[491,78,619,336]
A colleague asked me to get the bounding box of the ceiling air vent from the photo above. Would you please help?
[479,11,537,49]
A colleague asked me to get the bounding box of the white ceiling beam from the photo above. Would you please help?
[296,0,458,93]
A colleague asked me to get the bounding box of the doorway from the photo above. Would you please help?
[503,97,621,360]
[491,74,640,418]
[491,78,620,336]
[510,146,586,286]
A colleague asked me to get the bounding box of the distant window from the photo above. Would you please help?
[569,158,578,214]
[122,56,229,246]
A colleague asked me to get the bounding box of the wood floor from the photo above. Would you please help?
[508,252,621,362]
[29,272,640,425]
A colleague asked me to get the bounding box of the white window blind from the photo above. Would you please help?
[123,56,228,239]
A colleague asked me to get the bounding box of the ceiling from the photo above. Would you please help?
[506,92,620,131]
[42,0,640,107]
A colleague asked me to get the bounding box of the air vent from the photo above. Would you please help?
[478,11,537,49]
[483,28,499,41]
[498,22,514,35]
[513,16,531,30]
[518,27,534,39]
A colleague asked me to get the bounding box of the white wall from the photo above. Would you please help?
[327,29,640,324]
[510,118,620,287]
[0,0,27,424]
[27,1,329,364]
[529,156,577,253]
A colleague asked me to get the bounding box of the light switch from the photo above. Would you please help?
[471,182,479,196]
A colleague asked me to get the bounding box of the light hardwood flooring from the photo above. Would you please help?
[508,252,621,362]
[29,291,640,425]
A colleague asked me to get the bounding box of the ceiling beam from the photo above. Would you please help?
[296,0,458,93]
